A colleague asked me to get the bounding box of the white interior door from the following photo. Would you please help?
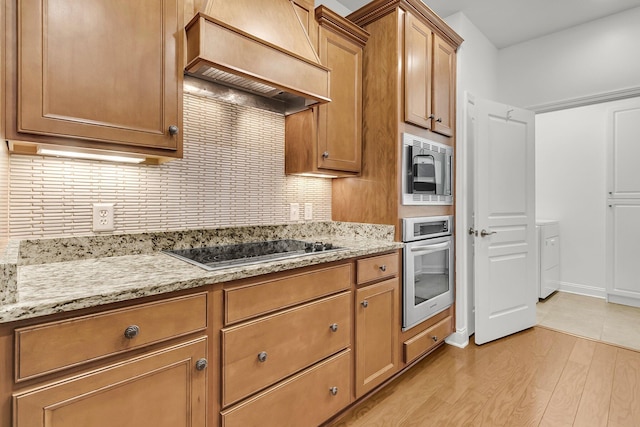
[606,101,640,307]
[474,98,536,345]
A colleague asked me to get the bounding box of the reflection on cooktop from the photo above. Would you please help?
[164,239,343,271]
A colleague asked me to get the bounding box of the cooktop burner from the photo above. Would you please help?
[164,239,343,271]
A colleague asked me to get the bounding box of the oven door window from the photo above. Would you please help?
[413,246,450,306]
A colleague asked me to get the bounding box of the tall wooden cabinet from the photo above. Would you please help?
[332,0,463,239]
[4,0,184,161]
[404,13,456,137]
[285,6,369,177]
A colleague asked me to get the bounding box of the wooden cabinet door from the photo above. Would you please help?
[13,338,208,427]
[316,26,363,173]
[17,0,182,152]
[355,278,399,397]
[403,11,432,130]
[432,34,455,137]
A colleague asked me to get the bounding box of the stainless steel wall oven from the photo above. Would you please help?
[402,216,454,331]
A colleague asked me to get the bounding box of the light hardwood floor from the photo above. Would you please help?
[331,327,640,426]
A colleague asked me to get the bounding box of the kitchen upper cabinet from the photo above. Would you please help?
[355,253,400,398]
[404,12,432,130]
[6,0,183,160]
[403,11,456,137]
[285,6,369,177]
[432,34,455,137]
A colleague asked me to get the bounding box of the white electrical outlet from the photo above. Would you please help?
[289,203,300,221]
[93,203,115,232]
[304,203,313,220]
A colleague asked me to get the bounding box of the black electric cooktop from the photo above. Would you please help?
[164,239,343,271]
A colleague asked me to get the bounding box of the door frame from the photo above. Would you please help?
[446,91,475,349]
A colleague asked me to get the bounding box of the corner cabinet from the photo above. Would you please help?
[5,0,184,160]
[285,6,369,176]
[404,11,456,137]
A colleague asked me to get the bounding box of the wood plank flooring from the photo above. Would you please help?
[330,327,640,427]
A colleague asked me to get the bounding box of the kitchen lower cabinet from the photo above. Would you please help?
[3,292,213,427]
[220,261,354,424]
[221,350,351,427]
[5,0,183,160]
[354,253,400,398]
[221,292,351,406]
[13,337,208,427]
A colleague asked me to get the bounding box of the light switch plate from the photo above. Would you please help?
[304,203,313,220]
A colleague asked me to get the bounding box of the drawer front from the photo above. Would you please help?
[356,252,398,285]
[222,292,351,406]
[403,316,452,364]
[221,350,351,427]
[225,263,351,325]
[16,293,207,381]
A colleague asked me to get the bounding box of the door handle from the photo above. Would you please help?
[480,229,496,237]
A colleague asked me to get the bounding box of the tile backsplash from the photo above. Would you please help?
[7,92,332,239]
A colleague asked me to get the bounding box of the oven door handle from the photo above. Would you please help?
[409,241,451,254]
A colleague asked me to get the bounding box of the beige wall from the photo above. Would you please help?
[6,92,332,239]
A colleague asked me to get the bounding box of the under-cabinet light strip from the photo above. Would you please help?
[37,148,146,164]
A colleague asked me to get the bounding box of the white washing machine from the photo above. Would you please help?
[536,220,560,299]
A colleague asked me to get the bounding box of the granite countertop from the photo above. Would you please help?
[0,222,403,323]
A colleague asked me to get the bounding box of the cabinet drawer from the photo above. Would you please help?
[221,349,351,427]
[15,293,207,382]
[403,316,452,364]
[222,292,351,406]
[356,252,398,284]
[225,263,351,325]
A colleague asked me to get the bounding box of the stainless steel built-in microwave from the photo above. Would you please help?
[402,133,453,205]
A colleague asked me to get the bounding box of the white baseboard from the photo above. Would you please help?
[608,294,640,308]
[445,329,469,348]
[557,281,607,299]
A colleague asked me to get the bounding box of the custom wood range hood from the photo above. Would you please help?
[185,0,331,115]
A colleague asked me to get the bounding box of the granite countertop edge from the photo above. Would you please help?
[0,225,403,324]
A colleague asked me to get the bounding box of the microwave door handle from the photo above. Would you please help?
[409,241,450,254]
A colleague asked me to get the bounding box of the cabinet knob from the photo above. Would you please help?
[329,323,339,332]
[123,325,140,339]
[195,358,208,371]
[428,114,435,120]
[168,125,179,135]
[436,117,443,123]
[322,151,330,159]
[258,351,268,363]
[379,264,387,272]
[361,300,369,308]
[432,336,438,342]
[329,386,339,396]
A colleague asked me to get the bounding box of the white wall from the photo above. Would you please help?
[315,0,351,16]
[535,99,640,297]
[498,6,640,111]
